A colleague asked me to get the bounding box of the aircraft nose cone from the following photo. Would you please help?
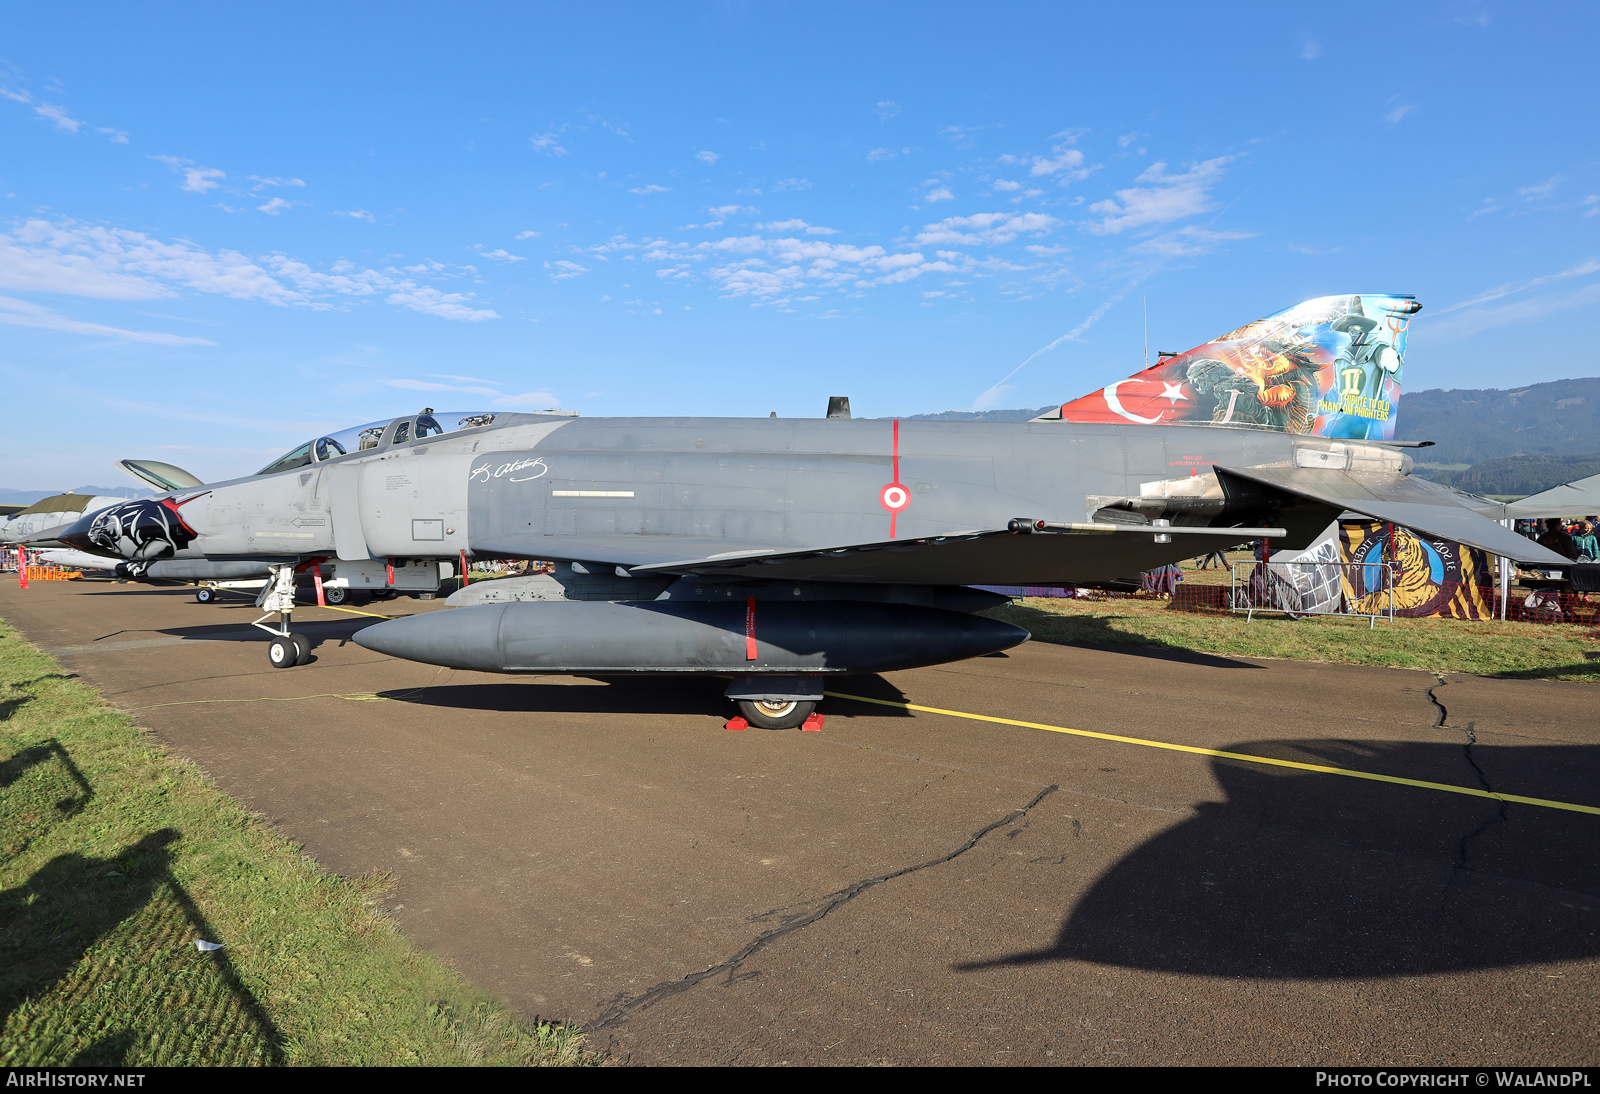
[353,605,507,670]
[51,512,106,555]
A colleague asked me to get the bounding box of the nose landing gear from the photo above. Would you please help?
[254,564,312,667]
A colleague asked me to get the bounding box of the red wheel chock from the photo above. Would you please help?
[725,716,749,731]
[801,713,825,732]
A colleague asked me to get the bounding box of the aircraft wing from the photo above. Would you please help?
[1216,465,1567,565]
[474,523,1283,585]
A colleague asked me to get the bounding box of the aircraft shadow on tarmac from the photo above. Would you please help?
[377,673,914,719]
[958,737,1600,979]
[0,744,283,1065]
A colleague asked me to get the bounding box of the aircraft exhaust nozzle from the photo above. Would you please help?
[352,600,1029,675]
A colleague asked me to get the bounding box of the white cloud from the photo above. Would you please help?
[923,185,954,203]
[914,211,1061,246]
[386,376,559,409]
[756,219,838,235]
[773,178,811,191]
[1029,146,1085,178]
[333,209,376,222]
[992,179,1022,191]
[545,259,588,279]
[695,150,720,164]
[1467,199,1501,220]
[1430,258,1600,319]
[1385,103,1414,125]
[1117,132,1139,148]
[249,176,306,190]
[868,147,914,161]
[1085,157,1232,234]
[0,295,217,345]
[1300,39,1322,60]
[475,247,526,263]
[151,155,226,194]
[256,197,294,215]
[384,287,498,321]
[0,88,83,133]
[1584,196,1599,218]
[709,204,755,217]
[629,183,671,194]
[1428,279,1600,342]
[999,133,1096,180]
[530,133,568,156]
[874,101,901,121]
[1130,226,1254,256]
[1518,176,1562,201]
[515,229,542,239]
[386,378,502,397]
[0,217,497,320]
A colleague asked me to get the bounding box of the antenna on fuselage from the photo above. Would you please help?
[1143,296,1149,371]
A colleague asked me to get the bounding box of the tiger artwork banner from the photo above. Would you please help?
[1338,521,1495,619]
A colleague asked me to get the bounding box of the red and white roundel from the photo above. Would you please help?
[880,482,910,513]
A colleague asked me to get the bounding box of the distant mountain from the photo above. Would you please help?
[1420,454,1600,498]
[0,485,153,506]
[893,406,1056,422]
[1396,378,1600,465]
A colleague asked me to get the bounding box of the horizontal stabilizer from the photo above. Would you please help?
[1217,465,1569,565]
[1502,472,1600,520]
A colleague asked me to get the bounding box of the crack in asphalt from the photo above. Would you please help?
[586,783,1060,1031]
[1431,673,1511,877]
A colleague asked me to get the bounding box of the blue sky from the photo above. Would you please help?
[2,0,1597,487]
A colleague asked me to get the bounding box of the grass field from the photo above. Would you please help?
[988,595,1600,682]
[0,616,598,1067]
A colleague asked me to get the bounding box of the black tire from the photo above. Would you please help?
[289,633,312,665]
[267,636,298,669]
[371,590,397,601]
[195,587,215,603]
[324,585,348,606]
[737,698,816,730]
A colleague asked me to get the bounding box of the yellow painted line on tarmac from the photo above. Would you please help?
[314,604,395,621]
[824,691,1600,818]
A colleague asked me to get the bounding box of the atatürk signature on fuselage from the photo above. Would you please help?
[470,456,549,484]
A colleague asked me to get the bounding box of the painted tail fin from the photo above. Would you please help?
[1036,294,1423,439]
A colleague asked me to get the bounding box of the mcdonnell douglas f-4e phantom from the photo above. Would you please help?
[49,294,1569,728]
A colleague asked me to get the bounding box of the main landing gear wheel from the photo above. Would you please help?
[324,585,348,606]
[268,635,297,668]
[737,698,817,730]
[195,587,215,604]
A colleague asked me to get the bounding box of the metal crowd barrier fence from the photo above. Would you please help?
[1230,559,1397,628]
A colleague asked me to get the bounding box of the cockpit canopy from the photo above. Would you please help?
[256,410,498,476]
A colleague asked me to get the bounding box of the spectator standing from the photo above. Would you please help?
[1572,519,1599,562]
[1538,517,1581,561]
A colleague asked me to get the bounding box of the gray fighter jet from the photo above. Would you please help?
[46,293,1568,728]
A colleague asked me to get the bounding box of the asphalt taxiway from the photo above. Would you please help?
[2,578,1597,1066]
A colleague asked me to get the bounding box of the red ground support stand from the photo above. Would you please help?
[725,716,749,731]
[801,713,825,732]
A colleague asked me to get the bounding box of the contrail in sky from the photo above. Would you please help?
[969,283,1137,411]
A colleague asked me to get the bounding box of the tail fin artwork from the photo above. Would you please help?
[1035,294,1423,440]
